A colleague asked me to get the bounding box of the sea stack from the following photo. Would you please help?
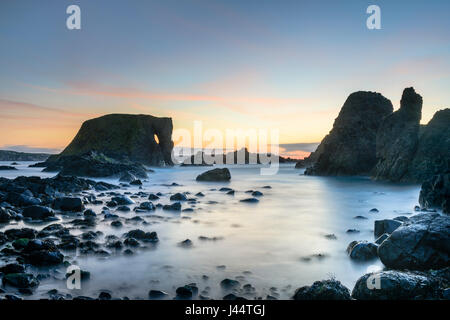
[302,91,393,175]
[372,87,422,181]
[48,114,174,166]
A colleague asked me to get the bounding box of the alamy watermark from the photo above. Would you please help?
[66,265,81,290]
[171,121,280,175]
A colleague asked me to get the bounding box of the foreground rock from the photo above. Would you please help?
[419,173,450,213]
[41,114,174,166]
[378,213,450,270]
[196,168,231,182]
[292,279,351,300]
[352,269,449,300]
[302,91,393,175]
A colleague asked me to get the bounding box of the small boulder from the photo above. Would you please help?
[53,197,84,212]
[22,206,54,220]
[292,279,351,300]
[196,168,231,182]
[374,219,402,238]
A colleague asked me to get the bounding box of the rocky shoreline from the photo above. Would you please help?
[0,166,448,300]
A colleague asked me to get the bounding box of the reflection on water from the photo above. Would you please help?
[0,162,421,299]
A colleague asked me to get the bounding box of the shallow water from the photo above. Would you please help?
[0,161,421,300]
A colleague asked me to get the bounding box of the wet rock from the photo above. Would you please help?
[98,291,112,300]
[374,233,389,245]
[419,173,450,213]
[26,250,64,266]
[116,205,131,212]
[148,290,169,299]
[220,278,240,290]
[0,263,26,274]
[124,238,140,247]
[83,209,97,217]
[369,208,379,213]
[178,239,193,248]
[119,172,136,183]
[374,219,402,238]
[346,241,378,260]
[130,179,142,186]
[148,194,160,200]
[125,229,159,242]
[346,229,360,234]
[137,201,155,211]
[196,168,231,182]
[352,270,445,300]
[111,195,135,205]
[378,213,450,270]
[0,207,13,222]
[176,286,193,299]
[252,191,263,197]
[240,198,259,203]
[53,197,84,212]
[5,192,41,207]
[170,193,187,201]
[22,205,55,220]
[223,293,247,300]
[0,165,17,170]
[2,273,39,288]
[195,192,205,197]
[292,279,351,300]
[163,202,181,211]
[5,228,37,240]
[111,220,123,228]
[353,215,368,220]
[324,234,337,240]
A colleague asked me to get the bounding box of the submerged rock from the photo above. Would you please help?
[196,168,231,182]
[292,279,351,300]
[378,213,450,270]
[346,241,378,260]
[374,219,402,238]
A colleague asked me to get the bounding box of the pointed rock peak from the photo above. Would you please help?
[400,87,422,121]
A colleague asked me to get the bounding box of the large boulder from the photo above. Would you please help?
[419,173,450,213]
[303,91,393,175]
[378,213,450,270]
[352,269,448,300]
[22,205,54,220]
[43,114,174,166]
[372,87,422,181]
[53,197,84,212]
[196,168,231,182]
[292,279,351,300]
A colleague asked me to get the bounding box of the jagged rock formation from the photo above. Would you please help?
[0,150,51,162]
[403,109,450,182]
[302,91,393,175]
[47,114,174,166]
[419,173,450,213]
[372,87,423,181]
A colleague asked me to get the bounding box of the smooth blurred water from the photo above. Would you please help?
[0,161,421,299]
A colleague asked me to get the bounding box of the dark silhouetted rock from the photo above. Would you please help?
[292,279,351,300]
[419,173,450,213]
[22,205,54,220]
[303,91,393,176]
[0,150,50,161]
[53,197,84,212]
[196,168,231,182]
[44,114,173,167]
[2,273,39,288]
[378,213,449,270]
[372,87,423,181]
[0,166,17,170]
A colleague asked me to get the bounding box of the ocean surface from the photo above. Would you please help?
[0,161,421,299]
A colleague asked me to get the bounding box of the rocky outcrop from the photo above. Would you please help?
[0,150,50,162]
[196,168,231,182]
[352,269,449,300]
[419,173,450,213]
[378,213,449,270]
[292,279,351,300]
[36,151,148,178]
[372,88,422,181]
[404,109,450,182]
[302,91,393,175]
[45,114,174,167]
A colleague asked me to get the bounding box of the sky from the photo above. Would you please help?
[0,0,449,158]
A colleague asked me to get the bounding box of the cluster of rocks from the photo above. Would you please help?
[296,87,449,212]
